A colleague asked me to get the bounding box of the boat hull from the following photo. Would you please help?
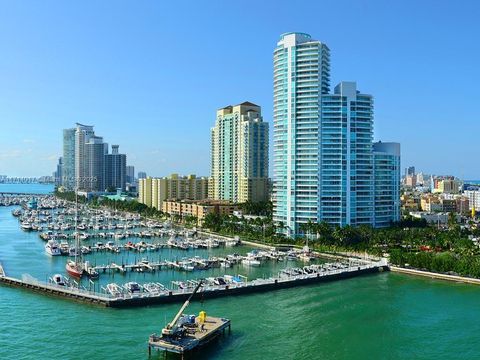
[66,262,83,278]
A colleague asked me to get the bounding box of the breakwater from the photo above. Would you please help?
[0,260,388,308]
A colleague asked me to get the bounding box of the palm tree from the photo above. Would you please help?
[447,212,457,229]
[316,221,332,246]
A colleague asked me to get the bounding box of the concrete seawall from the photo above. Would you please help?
[0,263,388,308]
[390,266,480,285]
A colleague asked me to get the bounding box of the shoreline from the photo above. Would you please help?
[390,266,480,285]
[25,193,480,288]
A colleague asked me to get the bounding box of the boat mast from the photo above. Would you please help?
[74,188,81,267]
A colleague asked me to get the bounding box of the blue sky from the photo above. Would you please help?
[0,0,479,178]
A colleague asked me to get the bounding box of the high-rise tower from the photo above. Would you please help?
[273,32,400,235]
[210,102,269,203]
[272,32,330,234]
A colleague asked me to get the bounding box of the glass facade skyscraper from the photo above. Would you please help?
[373,142,401,227]
[105,145,127,191]
[273,32,330,235]
[319,82,374,227]
[62,123,128,192]
[62,128,76,189]
[273,32,400,235]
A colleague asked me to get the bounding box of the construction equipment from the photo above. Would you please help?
[161,280,203,337]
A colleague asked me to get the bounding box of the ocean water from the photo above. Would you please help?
[0,183,54,194]
[1,184,480,359]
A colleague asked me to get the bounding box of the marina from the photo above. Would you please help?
[0,258,387,307]
[0,192,390,310]
[2,186,480,360]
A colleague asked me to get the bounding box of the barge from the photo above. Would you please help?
[148,281,231,358]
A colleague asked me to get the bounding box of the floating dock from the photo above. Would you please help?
[0,259,389,308]
[148,316,231,358]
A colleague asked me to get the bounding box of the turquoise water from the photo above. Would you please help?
[2,185,480,359]
[0,183,54,194]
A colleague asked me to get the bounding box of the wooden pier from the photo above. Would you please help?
[148,316,231,358]
[0,260,389,308]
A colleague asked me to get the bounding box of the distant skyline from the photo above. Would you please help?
[0,1,479,178]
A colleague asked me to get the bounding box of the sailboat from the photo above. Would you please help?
[66,190,84,278]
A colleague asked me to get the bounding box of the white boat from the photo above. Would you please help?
[20,221,33,231]
[242,257,261,266]
[106,283,123,297]
[224,274,243,284]
[105,241,120,253]
[50,273,67,286]
[68,246,80,257]
[205,239,219,248]
[81,246,92,254]
[298,252,313,262]
[220,260,232,268]
[85,265,99,279]
[45,240,62,256]
[143,282,165,296]
[124,282,142,295]
[179,261,194,272]
[167,236,177,247]
[214,277,227,286]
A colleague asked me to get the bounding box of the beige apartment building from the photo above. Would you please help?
[420,194,469,214]
[138,177,153,207]
[210,101,269,204]
[138,174,208,210]
[162,199,240,225]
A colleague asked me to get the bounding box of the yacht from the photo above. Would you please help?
[124,282,142,295]
[214,277,227,286]
[143,282,165,296]
[20,221,33,231]
[179,260,194,272]
[50,274,67,286]
[85,266,99,279]
[242,257,261,267]
[106,283,123,297]
[45,240,62,256]
[105,241,120,253]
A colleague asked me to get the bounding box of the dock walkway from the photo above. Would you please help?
[0,260,389,308]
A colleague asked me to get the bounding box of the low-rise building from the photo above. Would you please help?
[405,175,416,188]
[464,190,480,211]
[410,211,461,224]
[420,196,442,212]
[440,199,457,213]
[420,194,465,213]
[431,176,460,194]
[401,194,420,211]
[162,199,240,225]
[456,196,470,214]
[139,174,209,210]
